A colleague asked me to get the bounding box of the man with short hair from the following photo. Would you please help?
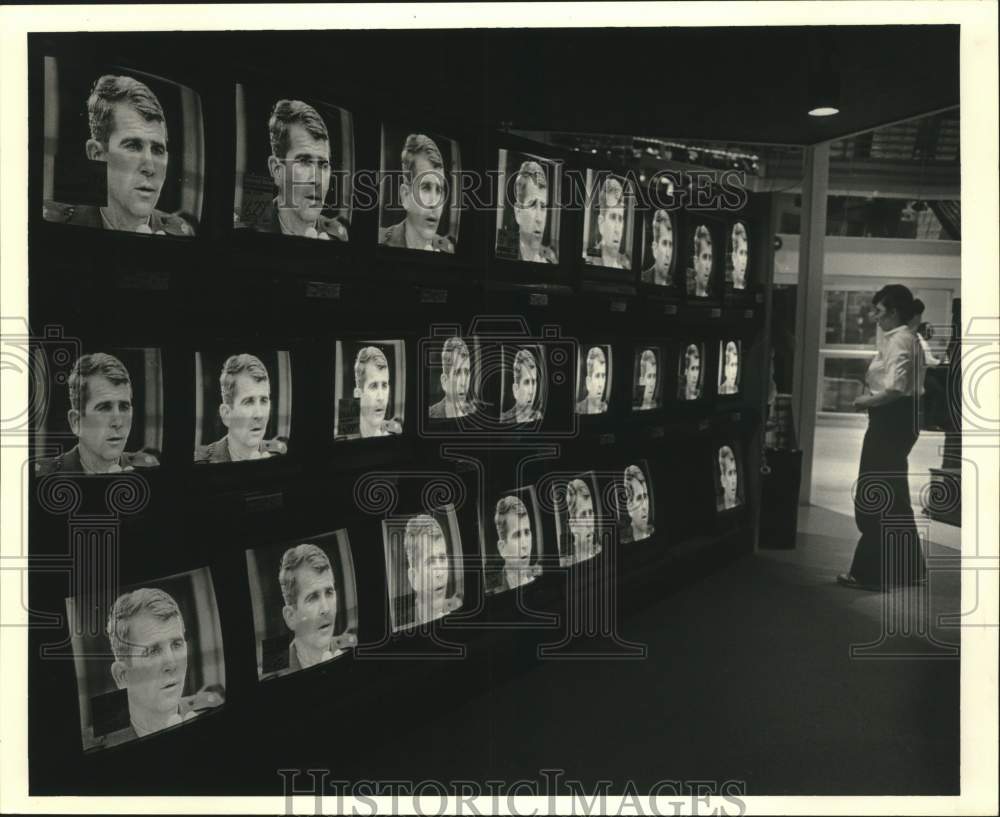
[500,348,543,424]
[718,446,740,510]
[575,346,609,415]
[692,225,713,297]
[253,99,348,240]
[681,344,702,401]
[402,514,453,627]
[641,209,674,286]
[36,353,159,475]
[565,478,600,564]
[512,160,557,264]
[493,495,536,591]
[429,337,477,419]
[354,346,401,437]
[279,544,344,671]
[637,349,658,410]
[730,222,748,290]
[43,74,193,236]
[587,176,630,269]
[194,354,286,463]
[719,341,740,395]
[621,465,654,543]
[380,133,454,252]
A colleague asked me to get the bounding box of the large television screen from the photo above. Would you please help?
[378,125,461,254]
[574,343,612,416]
[677,341,706,402]
[685,218,721,300]
[193,349,292,464]
[41,57,202,237]
[494,149,561,265]
[717,339,743,397]
[382,504,464,632]
[245,530,358,680]
[333,340,406,440]
[725,220,750,292]
[233,84,353,241]
[426,335,481,422]
[638,208,678,289]
[632,345,663,412]
[498,344,547,425]
[552,471,604,567]
[481,486,544,595]
[616,460,656,543]
[581,170,635,271]
[66,567,225,753]
[34,346,163,475]
[715,440,745,512]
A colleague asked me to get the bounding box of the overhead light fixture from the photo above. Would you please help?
[807,32,841,117]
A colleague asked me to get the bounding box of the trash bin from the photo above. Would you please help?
[759,448,803,549]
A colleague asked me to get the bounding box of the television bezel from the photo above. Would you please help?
[573,158,641,291]
[680,209,728,307]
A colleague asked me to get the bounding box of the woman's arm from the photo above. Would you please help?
[855,388,905,409]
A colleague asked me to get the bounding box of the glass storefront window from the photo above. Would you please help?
[825,290,878,346]
[821,356,873,413]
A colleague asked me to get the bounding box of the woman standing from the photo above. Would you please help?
[838,285,928,590]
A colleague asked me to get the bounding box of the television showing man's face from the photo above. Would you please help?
[718,340,741,396]
[500,345,545,424]
[717,445,742,511]
[66,567,225,752]
[558,475,602,566]
[334,340,405,441]
[621,463,654,543]
[582,171,633,270]
[641,210,676,287]
[41,60,201,236]
[575,345,611,416]
[428,336,478,421]
[727,222,749,290]
[678,343,704,401]
[689,225,714,298]
[634,348,661,411]
[495,150,561,265]
[486,491,541,594]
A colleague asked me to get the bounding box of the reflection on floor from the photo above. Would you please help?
[811,422,961,551]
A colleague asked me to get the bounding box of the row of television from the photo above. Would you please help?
[33,335,748,474]
[63,441,746,754]
[36,54,759,298]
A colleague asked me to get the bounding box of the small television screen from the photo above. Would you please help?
[616,461,656,543]
[426,335,481,422]
[715,440,745,512]
[725,220,750,292]
[66,566,225,753]
[677,341,706,402]
[686,220,719,300]
[494,149,561,265]
[638,208,678,289]
[717,339,743,397]
[574,343,612,416]
[552,472,604,567]
[33,346,163,475]
[378,125,461,254]
[581,170,635,271]
[632,346,663,412]
[41,57,202,237]
[382,504,464,632]
[245,530,358,680]
[482,486,544,595]
[233,83,353,241]
[334,340,405,440]
[193,350,291,464]
[499,344,547,425]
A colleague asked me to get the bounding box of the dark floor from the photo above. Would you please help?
[376,505,961,795]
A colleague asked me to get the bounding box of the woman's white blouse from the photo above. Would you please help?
[866,325,924,397]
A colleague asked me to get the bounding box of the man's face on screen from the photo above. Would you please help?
[273,123,331,225]
[724,345,739,386]
[498,510,532,568]
[586,357,607,402]
[569,485,595,552]
[442,354,470,404]
[402,154,446,242]
[285,566,337,655]
[652,222,673,273]
[71,375,133,467]
[513,362,537,409]
[732,235,748,287]
[407,521,450,602]
[626,476,650,532]
[686,354,701,392]
[118,612,187,722]
[641,361,657,405]
[515,179,548,249]
[722,458,738,505]
[222,374,270,452]
[598,200,624,251]
[93,103,168,224]
[359,362,390,428]
[695,238,713,290]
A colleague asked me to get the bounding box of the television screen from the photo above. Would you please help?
[725,220,750,292]
[617,461,656,543]
[40,57,202,237]
[552,472,604,567]
[638,208,678,288]
[382,504,464,632]
[378,125,461,254]
[686,221,718,299]
[574,343,612,416]
[717,339,742,396]
[33,346,164,475]
[499,344,547,425]
[581,170,635,271]
[677,341,706,401]
[715,441,745,512]
[482,486,544,595]
[193,350,291,464]
[426,335,481,421]
[245,530,358,680]
[632,346,663,411]
[494,149,561,265]
[334,340,405,440]
[233,84,353,241]
[66,567,225,753]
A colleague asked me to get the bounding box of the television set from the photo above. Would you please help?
[637,207,681,294]
[574,342,613,417]
[377,124,462,255]
[580,169,636,278]
[498,343,548,426]
[551,471,604,567]
[677,341,706,402]
[717,339,743,397]
[494,148,562,266]
[333,339,406,441]
[724,219,750,294]
[714,440,745,513]
[40,56,203,237]
[481,486,544,596]
[233,83,354,242]
[382,503,465,632]
[631,345,664,412]
[33,345,164,475]
[65,566,225,753]
[425,334,482,424]
[245,530,358,680]
[193,349,292,464]
[683,213,725,303]
[616,460,657,543]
